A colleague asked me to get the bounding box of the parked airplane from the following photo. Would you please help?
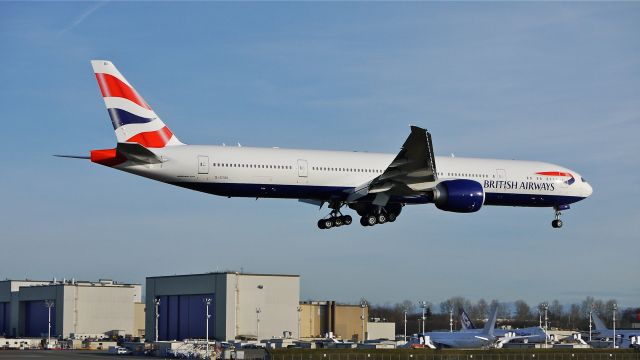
[459,308,547,343]
[592,312,639,348]
[58,61,593,229]
[419,306,501,348]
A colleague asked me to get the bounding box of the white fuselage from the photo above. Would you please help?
[114,145,593,207]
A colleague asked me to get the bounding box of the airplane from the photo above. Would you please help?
[57,60,593,229]
[591,312,640,348]
[459,308,547,343]
[417,306,505,348]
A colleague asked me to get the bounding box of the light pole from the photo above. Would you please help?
[204,298,212,359]
[360,299,367,343]
[589,307,593,342]
[418,301,427,334]
[44,300,54,347]
[539,307,542,328]
[542,303,549,348]
[154,298,161,342]
[256,307,261,341]
[449,306,454,333]
[297,306,302,340]
[612,303,617,349]
[403,309,407,342]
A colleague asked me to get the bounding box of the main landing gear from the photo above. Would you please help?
[317,202,402,229]
[317,214,353,229]
[356,204,401,227]
[317,203,353,230]
[359,211,398,227]
[552,207,564,228]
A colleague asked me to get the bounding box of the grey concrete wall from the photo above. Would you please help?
[226,274,299,341]
[12,283,140,338]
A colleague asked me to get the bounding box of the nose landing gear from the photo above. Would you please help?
[551,206,565,228]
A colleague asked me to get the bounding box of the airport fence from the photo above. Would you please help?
[268,349,640,360]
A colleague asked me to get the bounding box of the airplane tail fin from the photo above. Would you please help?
[460,308,476,330]
[592,312,608,331]
[483,305,499,337]
[91,60,183,148]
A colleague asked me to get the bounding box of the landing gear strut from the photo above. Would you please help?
[552,208,563,229]
[317,202,353,230]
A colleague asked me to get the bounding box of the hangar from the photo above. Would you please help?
[145,272,299,341]
[0,279,142,338]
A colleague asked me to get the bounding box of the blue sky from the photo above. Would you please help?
[0,2,638,309]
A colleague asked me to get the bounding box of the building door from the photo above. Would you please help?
[198,156,209,174]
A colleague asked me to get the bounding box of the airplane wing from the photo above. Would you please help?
[347,126,438,205]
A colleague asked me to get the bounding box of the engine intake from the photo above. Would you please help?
[433,179,484,213]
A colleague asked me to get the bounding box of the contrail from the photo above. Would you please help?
[57,1,107,37]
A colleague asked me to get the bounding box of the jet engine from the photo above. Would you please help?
[433,179,484,213]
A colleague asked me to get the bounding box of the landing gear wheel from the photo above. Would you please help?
[552,219,563,228]
[365,214,377,226]
[387,212,397,222]
[377,213,387,224]
[317,220,326,229]
[343,215,353,225]
[334,216,343,227]
[552,207,564,229]
[360,217,368,226]
[323,218,333,229]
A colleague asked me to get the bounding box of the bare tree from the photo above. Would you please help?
[568,303,581,329]
[514,300,530,320]
[470,298,488,321]
[549,300,563,320]
[490,299,511,320]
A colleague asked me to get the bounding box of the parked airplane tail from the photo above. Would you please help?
[91,60,183,148]
[484,306,499,337]
[592,312,608,331]
[460,308,476,330]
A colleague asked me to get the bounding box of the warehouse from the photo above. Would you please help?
[299,301,368,342]
[145,272,299,342]
[0,279,143,338]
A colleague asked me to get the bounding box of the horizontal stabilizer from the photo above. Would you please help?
[54,155,90,159]
[116,142,163,164]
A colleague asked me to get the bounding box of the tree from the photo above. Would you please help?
[490,299,511,320]
[568,303,581,330]
[514,300,531,323]
[473,298,488,321]
[549,300,563,320]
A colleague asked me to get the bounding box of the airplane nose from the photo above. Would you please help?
[585,182,593,197]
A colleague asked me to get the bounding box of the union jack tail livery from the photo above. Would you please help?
[91,60,183,148]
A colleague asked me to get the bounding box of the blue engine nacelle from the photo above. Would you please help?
[433,179,484,213]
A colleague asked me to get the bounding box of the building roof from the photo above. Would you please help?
[147,271,300,279]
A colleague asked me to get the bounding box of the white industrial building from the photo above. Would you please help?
[146,272,299,342]
[0,279,142,338]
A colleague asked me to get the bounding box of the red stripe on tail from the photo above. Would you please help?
[536,171,572,177]
[95,73,151,110]
[126,126,173,148]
